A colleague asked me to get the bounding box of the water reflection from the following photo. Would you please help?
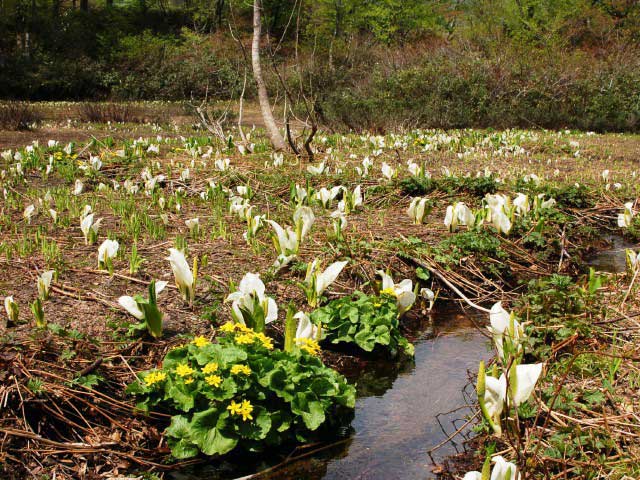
[169,307,489,480]
[586,234,637,273]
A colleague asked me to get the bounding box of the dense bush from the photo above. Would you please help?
[311,292,414,357]
[127,324,355,458]
[314,47,640,133]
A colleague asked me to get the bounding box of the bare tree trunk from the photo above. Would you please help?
[252,0,286,152]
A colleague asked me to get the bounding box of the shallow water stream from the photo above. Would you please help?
[586,234,637,274]
[171,309,489,480]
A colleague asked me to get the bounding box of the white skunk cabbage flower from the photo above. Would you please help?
[462,472,482,480]
[229,196,251,219]
[166,248,195,304]
[602,169,610,182]
[315,186,342,209]
[23,204,36,223]
[4,296,19,323]
[488,302,523,360]
[185,218,199,235]
[266,220,299,267]
[484,194,508,215]
[535,194,556,210]
[118,281,166,325]
[490,456,520,480]
[272,152,284,167]
[407,161,423,177]
[480,363,542,436]
[512,193,530,216]
[506,363,543,407]
[307,161,326,175]
[236,185,252,198]
[483,374,506,432]
[215,158,230,171]
[381,162,396,180]
[80,213,101,244]
[444,202,475,232]
[626,249,640,272]
[98,239,119,269]
[37,270,54,300]
[419,287,435,310]
[294,311,319,343]
[293,206,315,242]
[304,259,348,307]
[377,270,416,316]
[407,197,430,224]
[118,295,145,320]
[331,210,348,234]
[338,185,363,214]
[226,272,278,328]
[355,157,373,177]
[243,207,265,243]
[89,155,102,171]
[73,179,84,195]
[464,456,520,480]
[292,184,308,205]
[492,209,512,235]
[618,202,635,228]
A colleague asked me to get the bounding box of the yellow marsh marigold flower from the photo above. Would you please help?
[255,332,274,350]
[184,377,195,385]
[220,322,237,333]
[230,364,251,376]
[296,338,321,356]
[205,374,223,388]
[175,363,195,377]
[202,362,219,374]
[380,288,396,297]
[227,399,242,416]
[236,323,254,334]
[144,371,167,387]
[239,399,254,421]
[192,335,210,348]
[227,399,254,421]
[235,333,256,345]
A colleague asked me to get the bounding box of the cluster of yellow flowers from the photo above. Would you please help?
[230,364,252,376]
[219,322,274,350]
[192,335,211,348]
[296,338,321,356]
[202,362,218,374]
[144,370,167,387]
[205,374,223,387]
[175,363,195,384]
[227,399,254,421]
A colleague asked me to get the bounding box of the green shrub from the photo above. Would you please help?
[127,324,355,458]
[400,176,436,196]
[432,230,507,277]
[436,175,499,197]
[518,274,597,358]
[546,184,595,209]
[311,292,414,357]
